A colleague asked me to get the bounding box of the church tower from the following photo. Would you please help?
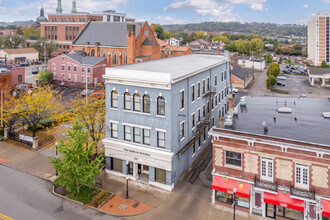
[56,0,63,14]
[71,0,77,13]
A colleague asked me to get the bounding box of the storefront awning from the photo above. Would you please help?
[264,190,304,212]
[212,176,251,199]
[322,199,330,217]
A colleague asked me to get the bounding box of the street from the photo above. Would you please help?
[24,64,46,85]
[0,164,118,220]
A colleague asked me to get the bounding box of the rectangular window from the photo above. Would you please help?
[180,122,184,139]
[74,66,77,72]
[215,95,217,106]
[73,75,77,82]
[133,127,141,143]
[295,164,308,189]
[124,125,131,141]
[197,82,200,98]
[180,90,184,109]
[215,191,250,209]
[225,151,242,167]
[68,74,71,81]
[111,158,122,172]
[197,109,201,123]
[207,77,210,91]
[18,75,22,83]
[62,65,65,70]
[191,85,195,102]
[215,75,217,86]
[68,66,71,71]
[192,113,195,129]
[202,80,205,94]
[203,105,206,118]
[87,76,90,84]
[53,64,56,71]
[110,123,118,138]
[143,129,150,145]
[218,92,221,103]
[157,131,165,148]
[224,70,227,80]
[155,168,166,184]
[192,142,196,156]
[221,72,224,81]
[87,68,90,73]
[198,137,201,150]
[261,158,273,182]
[81,75,85,83]
[82,67,85,73]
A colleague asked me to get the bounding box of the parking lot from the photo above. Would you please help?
[24,64,46,85]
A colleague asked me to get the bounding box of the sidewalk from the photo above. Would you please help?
[0,141,265,219]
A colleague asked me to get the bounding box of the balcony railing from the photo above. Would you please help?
[290,186,315,200]
[202,87,216,98]
[254,175,278,193]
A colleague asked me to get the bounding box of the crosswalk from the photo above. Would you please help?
[0,213,14,220]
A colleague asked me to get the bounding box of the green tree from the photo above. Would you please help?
[321,60,327,68]
[164,31,171,39]
[154,24,165,40]
[23,26,40,40]
[37,70,53,84]
[45,41,57,59]
[278,56,283,64]
[16,26,24,35]
[249,38,264,56]
[265,53,273,64]
[32,38,46,59]
[237,40,250,55]
[50,121,104,197]
[267,62,280,77]
[266,75,276,87]
[196,31,205,39]
[212,35,229,44]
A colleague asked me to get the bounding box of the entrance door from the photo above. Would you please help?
[138,164,142,175]
[128,162,134,175]
[308,203,316,220]
[266,204,276,219]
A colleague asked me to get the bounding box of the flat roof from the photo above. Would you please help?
[108,54,228,83]
[230,96,330,146]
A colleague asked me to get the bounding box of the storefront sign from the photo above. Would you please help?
[19,134,33,143]
[123,148,151,157]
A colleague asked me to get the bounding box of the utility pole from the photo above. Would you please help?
[1,90,3,129]
[85,67,88,103]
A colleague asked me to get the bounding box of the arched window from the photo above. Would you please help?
[133,93,140,111]
[143,95,150,113]
[124,92,131,110]
[157,96,165,115]
[112,50,118,65]
[124,51,127,65]
[91,49,95,56]
[101,50,107,57]
[111,91,118,108]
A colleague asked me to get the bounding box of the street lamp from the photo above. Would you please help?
[233,187,237,220]
[41,42,47,70]
[55,141,59,176]
[125,160,129,199]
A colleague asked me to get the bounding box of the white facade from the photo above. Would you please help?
[169,38,181,47]
[0,50,39,61]
[238,59,266,71]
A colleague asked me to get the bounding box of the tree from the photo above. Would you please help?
[236,39,250,55]
[212,35,229,44]
[50,121,104,197]
[37,70,53,84]
[321,61,327,68]
[249,38,264,56]
[154,24,165,40]
[267,62,280,77]
[266,75,276,87]
[164,31,171,39]
[32,39,46,59]
[265,53,273,64]
[8,86,62,137]
[196,31,205,39]
[45,41,58,59]
[10,35,25,48]
[278,56,283,64]
[16,26,24,35]
[23,26,40,40]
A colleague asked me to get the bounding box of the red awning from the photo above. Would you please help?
[212,175,251,199]
[264,190,304,212]
[322,199,330,217]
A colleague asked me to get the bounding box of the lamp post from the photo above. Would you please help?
[233,187,237,220]
[1,90,3,129]
[41,42,47,70]
[55,141,58,176]
[125,160,129,199]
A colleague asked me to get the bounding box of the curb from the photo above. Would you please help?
[35,136,56,151]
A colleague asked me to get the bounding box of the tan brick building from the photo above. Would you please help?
[210,128,330,220]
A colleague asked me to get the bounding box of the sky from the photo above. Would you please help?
[0,0,330,25]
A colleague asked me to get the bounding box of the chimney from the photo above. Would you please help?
[228,94,233,116]
[151,24,155,32]
[219,117,224,128]
[217,47,220,55]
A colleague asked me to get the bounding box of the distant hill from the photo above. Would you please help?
[0,20,35,28]
[163,22,307,37]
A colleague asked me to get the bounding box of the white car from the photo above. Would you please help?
[230,87,238,93]
[276,76,286,80]
[80,89,95,96]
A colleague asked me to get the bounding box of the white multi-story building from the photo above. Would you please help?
[308,12,330,66]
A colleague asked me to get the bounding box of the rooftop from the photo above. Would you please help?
[230,96,330,146]
[106,54,228,84]
[308,67,330,76]
[231,65,253,81]
[1,48,38,54]
[66,53,105,65]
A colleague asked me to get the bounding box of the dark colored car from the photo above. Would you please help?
[276,81,285,86]
[21,62,29,66]
[282,70,289,74]
[32,67,39,74]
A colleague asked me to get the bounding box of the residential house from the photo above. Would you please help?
[48,51,106,87]
[169,38,182,47]
[0,64,25,87]
[103,54,230,191]
[230,65,253,88]
[0,48,39,64]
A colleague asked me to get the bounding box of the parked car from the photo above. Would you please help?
[282,70,289,74]
[90,91,105,99]
[80,89,95,96]
[276,81,285,86]
[32,67,39,74]
[276,76,286,80]
[20,62,29,66]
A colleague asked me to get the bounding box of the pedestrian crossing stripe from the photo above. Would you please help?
[0,213,14,220]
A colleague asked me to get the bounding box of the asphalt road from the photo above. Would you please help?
[24,64,46,85]
[0,164,118,220]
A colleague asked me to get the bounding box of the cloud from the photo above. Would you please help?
[324,0,330,3]
[296,19,308,24]
[155,16,186,24]
[250,3,264,11]
[301,4,308,8]
[164,0,243,22]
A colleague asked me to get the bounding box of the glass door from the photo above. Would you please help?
[266,204,276,219]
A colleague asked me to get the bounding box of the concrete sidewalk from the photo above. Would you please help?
[0,141,265,219]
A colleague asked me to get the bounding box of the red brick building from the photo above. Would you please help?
[48,51,106,88]
[210,128,330,220]
[157,39,192,58]
[72,21,161,67]
[0,65,25,87]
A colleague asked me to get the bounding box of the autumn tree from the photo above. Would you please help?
[16,26,24,35]
[212,35,230,44]
[267,62,280,77]
[23,26,40,40]
[50,121,104,198]
[45,41,57,59]
[8,86,63,137]
[196,31,205,39]
[249,38,264,56]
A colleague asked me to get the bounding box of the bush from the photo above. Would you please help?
[67,186,99,205]
[39,118,54,128]
[267,63,280,77]
[266,75,276,87]
[90,190,110,208]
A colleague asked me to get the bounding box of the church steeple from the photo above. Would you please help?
[71,0,77,13]
[56,0,63,14]
[40,5,44,17]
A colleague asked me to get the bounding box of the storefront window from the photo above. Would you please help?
[285,208,304,220]
[111,158,122,172]
[215,191,250,208]
[266,204,303,220]
[155,168,166,184]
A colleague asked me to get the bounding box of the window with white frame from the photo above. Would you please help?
[53,72,56,80]
[87,76,91,84]
[74,75,77,82]
[62,65,65,70]
[133,93,141,111]
[133,127,141,143]
[62,56,65,61]
[124,125,131,141]
[191,85,195,102]
[207,77,210,91]
[261,158,273,182]
[197,82,200,98]
[110,123,118,138]
[192,113,195,129]
[68,74,71,81]
[124,92,131,110]
[143,129,150,145]
[218,92,221,102]
[203,105,206,118]
[82,67,85,73]
[157,96,165,115]
[215,95,217,106]
[180,90,184,109]
[157,131,165,148]
[111,91,118,108]
[221,71,224,81]
[225,150,242,167]
[224,70,227,80]
[74,66,77,72]
[68,65,71,71]
[197,109,201,123]
[143,95,150,113]
[180,122,184,139]
[53,64,56,71]
[295,164,309,189]
[202,80,205,94]
[87,68,90,73]
[215,74,217,86]
[192,142,196,156]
